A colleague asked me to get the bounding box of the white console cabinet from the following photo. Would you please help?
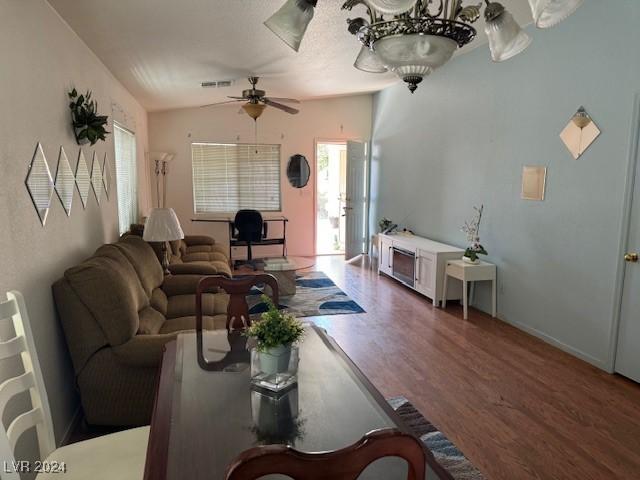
[377,233,464,306]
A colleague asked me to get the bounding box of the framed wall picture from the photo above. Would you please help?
[522,166,547,201]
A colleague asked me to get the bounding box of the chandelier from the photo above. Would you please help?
[265,0,583,93]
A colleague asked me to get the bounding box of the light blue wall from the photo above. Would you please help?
[370,0,640,369]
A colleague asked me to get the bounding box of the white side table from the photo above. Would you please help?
[442,260,496,320]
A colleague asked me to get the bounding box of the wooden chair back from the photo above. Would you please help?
[224,428,426,480]
[196,274,279,331]
[0,291,56,479]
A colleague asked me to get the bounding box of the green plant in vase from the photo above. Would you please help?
[461,205,488,264]
[246,295,304,377]
[68,88,110,146]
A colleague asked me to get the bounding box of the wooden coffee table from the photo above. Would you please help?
[144,325,451,480]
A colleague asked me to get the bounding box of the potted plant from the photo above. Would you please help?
[246,295,305,377]
[461,205,488,264]
[68,88,110,145]
[379,217,393,233]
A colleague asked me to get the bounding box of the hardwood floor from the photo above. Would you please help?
[310,255,640,480]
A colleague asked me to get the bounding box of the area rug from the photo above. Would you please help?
[389,396,485,480]
[247,271,365,319]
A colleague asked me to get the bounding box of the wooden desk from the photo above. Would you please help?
[144,326,451,480]
[192,216,288,260]
[441,260,497,320]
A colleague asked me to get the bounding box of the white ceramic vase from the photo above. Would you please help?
[462,256,480,265]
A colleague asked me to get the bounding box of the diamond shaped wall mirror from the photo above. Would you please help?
[91,151,103,203]
[559,107,600,159]
[522,165,547,201]
[75,149,91,209]
[25,143,54,225]
[102,153,111,200]
[54,146,74,216]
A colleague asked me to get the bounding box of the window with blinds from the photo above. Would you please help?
[192,143,281,213]
[113,124,137,234]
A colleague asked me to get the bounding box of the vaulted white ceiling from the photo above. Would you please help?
[48,0,533,112]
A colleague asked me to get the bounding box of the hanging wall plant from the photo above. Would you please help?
[68,88,109,146]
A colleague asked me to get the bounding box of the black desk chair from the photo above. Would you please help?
[230,210,268,270]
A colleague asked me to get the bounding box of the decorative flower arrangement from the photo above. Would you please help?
[246,295,305,352]
[461,205,488,264]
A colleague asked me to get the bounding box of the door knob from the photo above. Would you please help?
[625,252,639,263]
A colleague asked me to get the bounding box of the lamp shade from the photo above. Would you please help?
[354,45,388,73]
[264,0,316,52]
[143,208,184,242]
[485,5,531,62]
[528,0,583,28]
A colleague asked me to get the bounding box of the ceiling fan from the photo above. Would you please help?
[201,76,300,120]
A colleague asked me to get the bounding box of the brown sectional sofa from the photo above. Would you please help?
[127,223,232,278]
[53,235,229,426]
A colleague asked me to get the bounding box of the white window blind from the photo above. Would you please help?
[192,143,281,213]
[113,123,137,234]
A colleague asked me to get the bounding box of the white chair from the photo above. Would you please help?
[0,291,150,480]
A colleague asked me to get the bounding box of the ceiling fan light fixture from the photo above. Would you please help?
[354,45,388,73]
[264,0,317,52]
[528,0,583,28]
[242,103,267,121]
[484,3,531,62]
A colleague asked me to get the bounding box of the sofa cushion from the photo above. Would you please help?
[138,306,165,335]
[169,240,181,257]
[166,293,228,319]
[159,315,227,334]
[64,253,144,346]
[115,236,164,296]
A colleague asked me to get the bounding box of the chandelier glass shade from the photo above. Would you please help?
[242,103,267,121]
[485,6,532,62]
[528,0,584,28]
[354,45,388,73]
[364,0,418,15]
[373,34,457,92]
[264,0,317,52]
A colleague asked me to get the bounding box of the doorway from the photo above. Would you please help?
[315,142,347,255]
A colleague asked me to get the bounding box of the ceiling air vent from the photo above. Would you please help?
[201,80,233,88]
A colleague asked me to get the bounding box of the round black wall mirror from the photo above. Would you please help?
[286,154,310,188]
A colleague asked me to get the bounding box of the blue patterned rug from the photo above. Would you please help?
[389,396,485,480]
[247,271,365,319]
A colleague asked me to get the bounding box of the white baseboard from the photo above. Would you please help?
[498,314,608,371]
[60,405,82,446]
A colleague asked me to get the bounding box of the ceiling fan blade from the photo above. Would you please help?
[263,99,299,115]
[227,96,246,100]
[201,99,243,108]
[264,97,300,104]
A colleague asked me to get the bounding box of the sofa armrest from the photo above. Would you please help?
[168,262,220,276]
[184,235,215,246]
[111,333,178,368]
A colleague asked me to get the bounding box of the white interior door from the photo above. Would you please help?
[616,149,640,382]
[345,141,366,261]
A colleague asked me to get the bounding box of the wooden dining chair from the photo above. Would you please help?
[196,274,279,331]
[0,291,149,480]
[224,428,426,480]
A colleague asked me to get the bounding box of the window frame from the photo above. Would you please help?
[191,142,282,214]
[113,122,138,234]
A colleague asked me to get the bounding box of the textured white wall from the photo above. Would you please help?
[0,0,149,465]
